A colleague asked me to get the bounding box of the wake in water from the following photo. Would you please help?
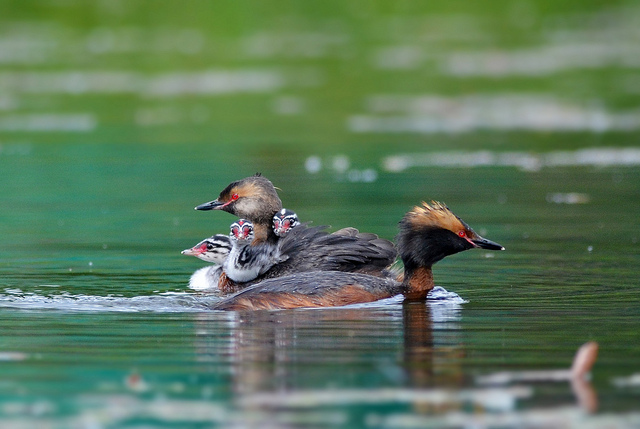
[0,286,466,319]
[0,288,216,313]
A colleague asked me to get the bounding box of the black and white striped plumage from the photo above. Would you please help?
[181,234,232,264]
[224,219,282,283]
[181,234,233,290]
[272,208,300,237]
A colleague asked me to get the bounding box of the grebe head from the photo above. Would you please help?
[181,234,232,264]
[273,208,300,237]
[230,219,255,244]
[194,174,282,224]
[397,201,504,269]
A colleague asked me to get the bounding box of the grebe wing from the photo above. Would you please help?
[210,271,400,311]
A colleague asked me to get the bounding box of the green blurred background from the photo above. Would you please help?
[1,0,639,148]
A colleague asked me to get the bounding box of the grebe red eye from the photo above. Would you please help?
[231,193,239,201]
[458,230,466,237]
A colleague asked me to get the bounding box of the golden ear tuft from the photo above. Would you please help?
[410,200,449,217]
[407,201,464,233]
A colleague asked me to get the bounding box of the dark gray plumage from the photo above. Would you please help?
[259,223,397,280]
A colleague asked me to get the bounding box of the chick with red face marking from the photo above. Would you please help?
[210,201,504,311]
[181,210,302,293]
[182,220,271,292]
[224,219,281,283]
[229,219,254,243]
[181,235,232,291]
[182,219,269,291]
[273,208,300,237]
[181,235,232,264]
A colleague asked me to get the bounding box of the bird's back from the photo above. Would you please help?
[210,271,401,311]
[261,224,397,279]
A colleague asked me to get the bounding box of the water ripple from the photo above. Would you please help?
[0,290,215,313]
[0,286,465,318]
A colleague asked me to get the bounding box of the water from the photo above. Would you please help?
[1,144,638,428]
[2,1,640,428]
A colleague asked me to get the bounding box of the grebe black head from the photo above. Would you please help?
[396,201,503,300]
[181,234,232,264]
[397,201,504,269]
[273,208,300,237]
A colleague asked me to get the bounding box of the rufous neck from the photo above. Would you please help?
[251,222,279,245]
[402,266,434,301]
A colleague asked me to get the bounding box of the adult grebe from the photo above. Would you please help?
[210,201,504,311]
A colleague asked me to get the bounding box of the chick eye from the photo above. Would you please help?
[206,244,213,250]
[458,230,466,237]
[231,193,239,201]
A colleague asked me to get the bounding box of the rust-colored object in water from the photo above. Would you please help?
[571,341,599,379]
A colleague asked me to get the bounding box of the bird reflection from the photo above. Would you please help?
[402,301,434,387]
[192,305,599,428]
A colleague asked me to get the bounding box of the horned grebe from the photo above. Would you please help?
[195,174,282,244]
[195,175,397,277]
[210,201,504,311]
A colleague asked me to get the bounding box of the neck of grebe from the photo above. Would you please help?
[402,266,434,301]
[251,222,279,245]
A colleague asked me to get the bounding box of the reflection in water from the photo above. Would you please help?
[0,291,636,428]
[193,292,465,394]
[402,301,435,388]
[191,306,614,428]
[195,302,464,426]
[478,342,600,414]
[196,306,407,394]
